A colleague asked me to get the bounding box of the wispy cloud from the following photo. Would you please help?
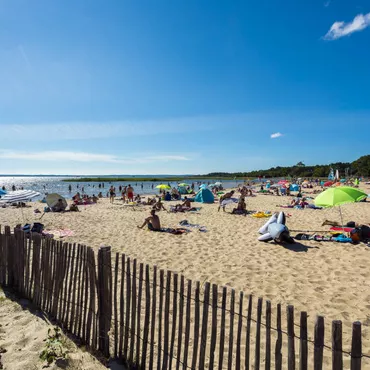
[0,150,190,163]
[0,116,218,141]
[17,45,32,70]
[323,13,370,40]
[270,132,283,139]
[324,0,331,8]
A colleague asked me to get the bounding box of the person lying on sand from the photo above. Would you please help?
[138,209,161,231]
[218,190,235,212]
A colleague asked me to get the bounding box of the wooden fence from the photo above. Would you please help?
[0,225,368,369]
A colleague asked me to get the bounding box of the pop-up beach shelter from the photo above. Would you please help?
[194,188,214,203]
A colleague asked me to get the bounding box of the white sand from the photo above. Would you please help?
[0,184,369,365]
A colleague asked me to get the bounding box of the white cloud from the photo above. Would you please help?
[0,115,220,141]
[0,150,190,164]
[270,132,283,139]
[323,13,370,40]
[324,0,331,8]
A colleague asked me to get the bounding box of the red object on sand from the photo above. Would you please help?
[330,226,354,233]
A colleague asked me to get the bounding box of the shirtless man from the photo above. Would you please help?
[218,190,235,212]
[174,196,192,211]
[154,198,167,211]
[138,210,161,231]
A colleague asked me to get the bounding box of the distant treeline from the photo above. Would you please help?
[63,155,370,182]
[205,155,370,178]
[63,176,238,183]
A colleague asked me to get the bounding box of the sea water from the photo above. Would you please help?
[0,176,246,201]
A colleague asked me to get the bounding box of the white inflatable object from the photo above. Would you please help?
[258,212,294,244]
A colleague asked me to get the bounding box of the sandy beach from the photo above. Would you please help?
[0,184,370,366]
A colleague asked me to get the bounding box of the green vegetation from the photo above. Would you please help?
[207,155,370,178]
[40,327,68,366]
[62,155,370,182]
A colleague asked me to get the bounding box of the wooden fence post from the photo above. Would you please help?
[314,316,324,370]
[255,297,263,370]
[245,295,253,370]
[287,305,295,370]
[265,300,271,370]
[332,320,343,370]
[275,303,282,370]
[5,226,13,287]
[236,291,244,370]
[299,312,308,370]
[209,284,218,370]
[218,286,227,370]
[97,246,112,358]
[351,321,361,370]
[199,282,210,370]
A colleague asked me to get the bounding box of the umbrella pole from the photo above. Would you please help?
[339,205,344,231]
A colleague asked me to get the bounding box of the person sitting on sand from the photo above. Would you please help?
[98,192,103,198]
[232,196,247,215]
[92,194,98,203]
[154,198,167,211]
[218,190,235,212]
[290,198,300,206]
[134,194,141,203]
[73,192,81,201]
[174,196,193,211]
[299,198,309,208]
[52,199,66,212]
[137,209,161,231]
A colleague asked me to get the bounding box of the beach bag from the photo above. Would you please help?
[22,224,31,233]
[31,223,44,234]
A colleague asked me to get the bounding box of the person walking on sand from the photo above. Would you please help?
[138,209,161,231]
[218,190,235,212]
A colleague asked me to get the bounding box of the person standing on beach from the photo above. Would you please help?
[127,184,134,202]
[109,186,115,203]
[122,186,127,203]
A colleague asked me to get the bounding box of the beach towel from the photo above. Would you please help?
[159,228,191,235]
[294,233,352,243]
[179,220,207,232]
[330,227,354,233]
[169,206,201,213]
[252,212,271,218]
[44,229,74,238]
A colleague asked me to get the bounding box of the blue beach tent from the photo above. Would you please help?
[290,184,299,191]
[194,188,215,203]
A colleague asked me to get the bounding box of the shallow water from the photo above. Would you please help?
[0,176,246,200]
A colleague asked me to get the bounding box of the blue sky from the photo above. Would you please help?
[0,0,369,175]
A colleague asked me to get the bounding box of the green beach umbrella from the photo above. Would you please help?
[156,184,171,190]
[315,186,367,227]
[178,183,189,187]
[314,186,367,207]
